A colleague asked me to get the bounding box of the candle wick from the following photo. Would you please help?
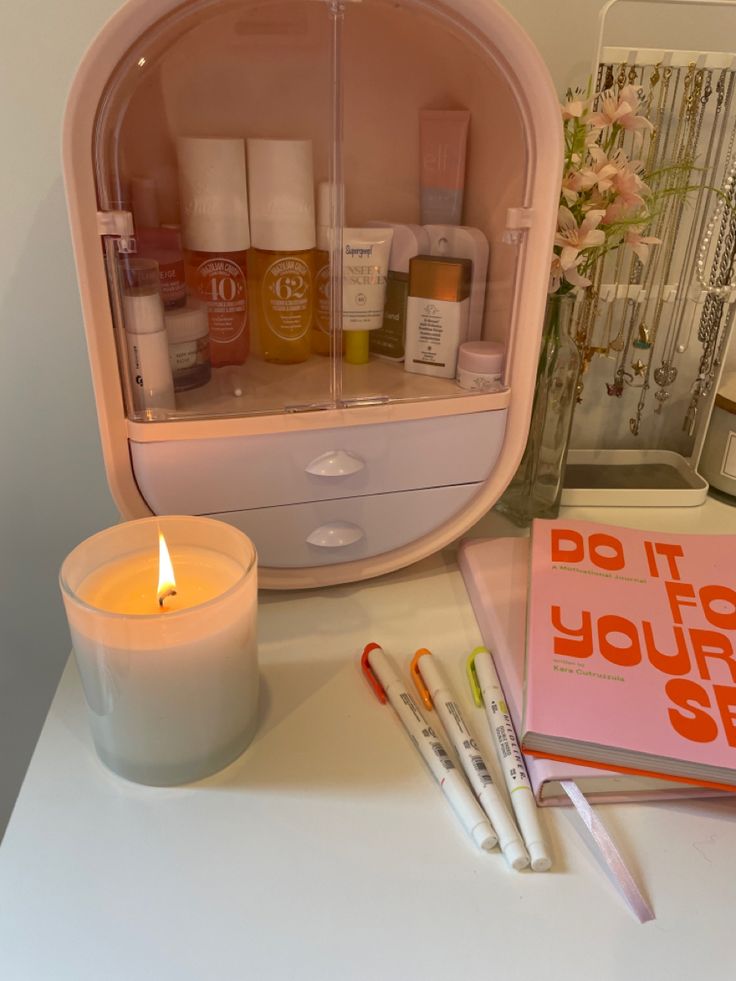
[158,588,177,608]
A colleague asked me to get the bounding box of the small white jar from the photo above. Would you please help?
[456,341,505,392]
[164,300,211,391]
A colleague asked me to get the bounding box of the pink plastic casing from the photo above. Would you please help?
[62,0,561,589]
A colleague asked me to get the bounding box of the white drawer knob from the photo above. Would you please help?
[306,522,365,548]
[305,450,365,477]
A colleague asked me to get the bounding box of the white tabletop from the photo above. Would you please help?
[2,500,736,980]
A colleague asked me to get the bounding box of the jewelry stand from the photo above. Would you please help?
[562,0,736,506]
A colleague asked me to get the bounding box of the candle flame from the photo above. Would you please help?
[157,531,177,607]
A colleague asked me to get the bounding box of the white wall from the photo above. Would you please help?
[2,0,734,837]
[0,0,121,836]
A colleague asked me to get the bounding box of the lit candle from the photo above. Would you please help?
[76,534,241,614]
[60,516,258,786]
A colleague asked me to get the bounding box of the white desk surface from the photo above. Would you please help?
[2,500,736,980]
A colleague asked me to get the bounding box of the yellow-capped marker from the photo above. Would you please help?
[467,646,552,872]
[411,647,529,870]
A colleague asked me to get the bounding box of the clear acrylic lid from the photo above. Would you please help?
[87,0,535,426]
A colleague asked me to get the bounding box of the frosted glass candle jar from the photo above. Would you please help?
[59,516,258,786]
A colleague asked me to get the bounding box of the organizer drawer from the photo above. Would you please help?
[130,410,506,513]
[213,482,483,568]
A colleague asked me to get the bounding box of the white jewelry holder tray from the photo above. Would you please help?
[561,0,736,507]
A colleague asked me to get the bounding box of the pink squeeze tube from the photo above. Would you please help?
[419,109,470,226]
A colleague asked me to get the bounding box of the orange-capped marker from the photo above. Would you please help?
[359,642,496,852]
[468,647,550,872]
[360,642,387,703]
[409,648,433,710]
[412,647,529,871]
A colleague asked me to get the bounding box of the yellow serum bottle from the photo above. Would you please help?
[247,139,316,364]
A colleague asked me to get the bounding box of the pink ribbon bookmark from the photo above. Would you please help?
[560,780,655,924]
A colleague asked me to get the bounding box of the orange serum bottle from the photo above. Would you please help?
[247,139,316,364]
[177,137,251,367]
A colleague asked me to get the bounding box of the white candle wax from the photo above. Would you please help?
[77,546,242,614]
[60,517,258,786]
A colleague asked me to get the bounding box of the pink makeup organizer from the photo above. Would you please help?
[63,0,561,589]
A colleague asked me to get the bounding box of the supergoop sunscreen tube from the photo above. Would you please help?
[342,228,394,364]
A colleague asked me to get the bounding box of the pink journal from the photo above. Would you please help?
[458,531,729,805]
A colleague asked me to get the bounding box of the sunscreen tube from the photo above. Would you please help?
[412,650,528,870]
[342,228,394,364]
[473,647,552,871]
[366,644,496,852]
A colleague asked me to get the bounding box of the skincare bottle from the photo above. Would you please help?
[312,182,343,357]
[424,225,489,343]
[130,177,187,310]
[177,137,251,368]
[367,222,430,362]
[404,255,472,379]
[456,341,505,392]
[120,257,176,413]
[247,139,316,364]
[164,299,212,392]
[419,109,470,226]
[342,227,394,365]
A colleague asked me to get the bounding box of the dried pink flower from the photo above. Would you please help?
[561,97,587,121]
[549,254,591,292]
[555,206,606,271]
[625,230,661,262]
[550,79,661,294]
[588,84,654,134]
[580,146,620,194]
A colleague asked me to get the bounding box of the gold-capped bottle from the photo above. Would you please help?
[248,139,316,364]
[404,254,472,378]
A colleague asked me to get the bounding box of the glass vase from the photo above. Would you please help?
[496,292,580,527]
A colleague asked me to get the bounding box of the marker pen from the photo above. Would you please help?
[469,646,552,872]
[411,649,528,871]
[361,643,496,852]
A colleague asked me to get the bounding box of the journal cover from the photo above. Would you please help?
[523,518,736,791]
[458,532,728,804]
